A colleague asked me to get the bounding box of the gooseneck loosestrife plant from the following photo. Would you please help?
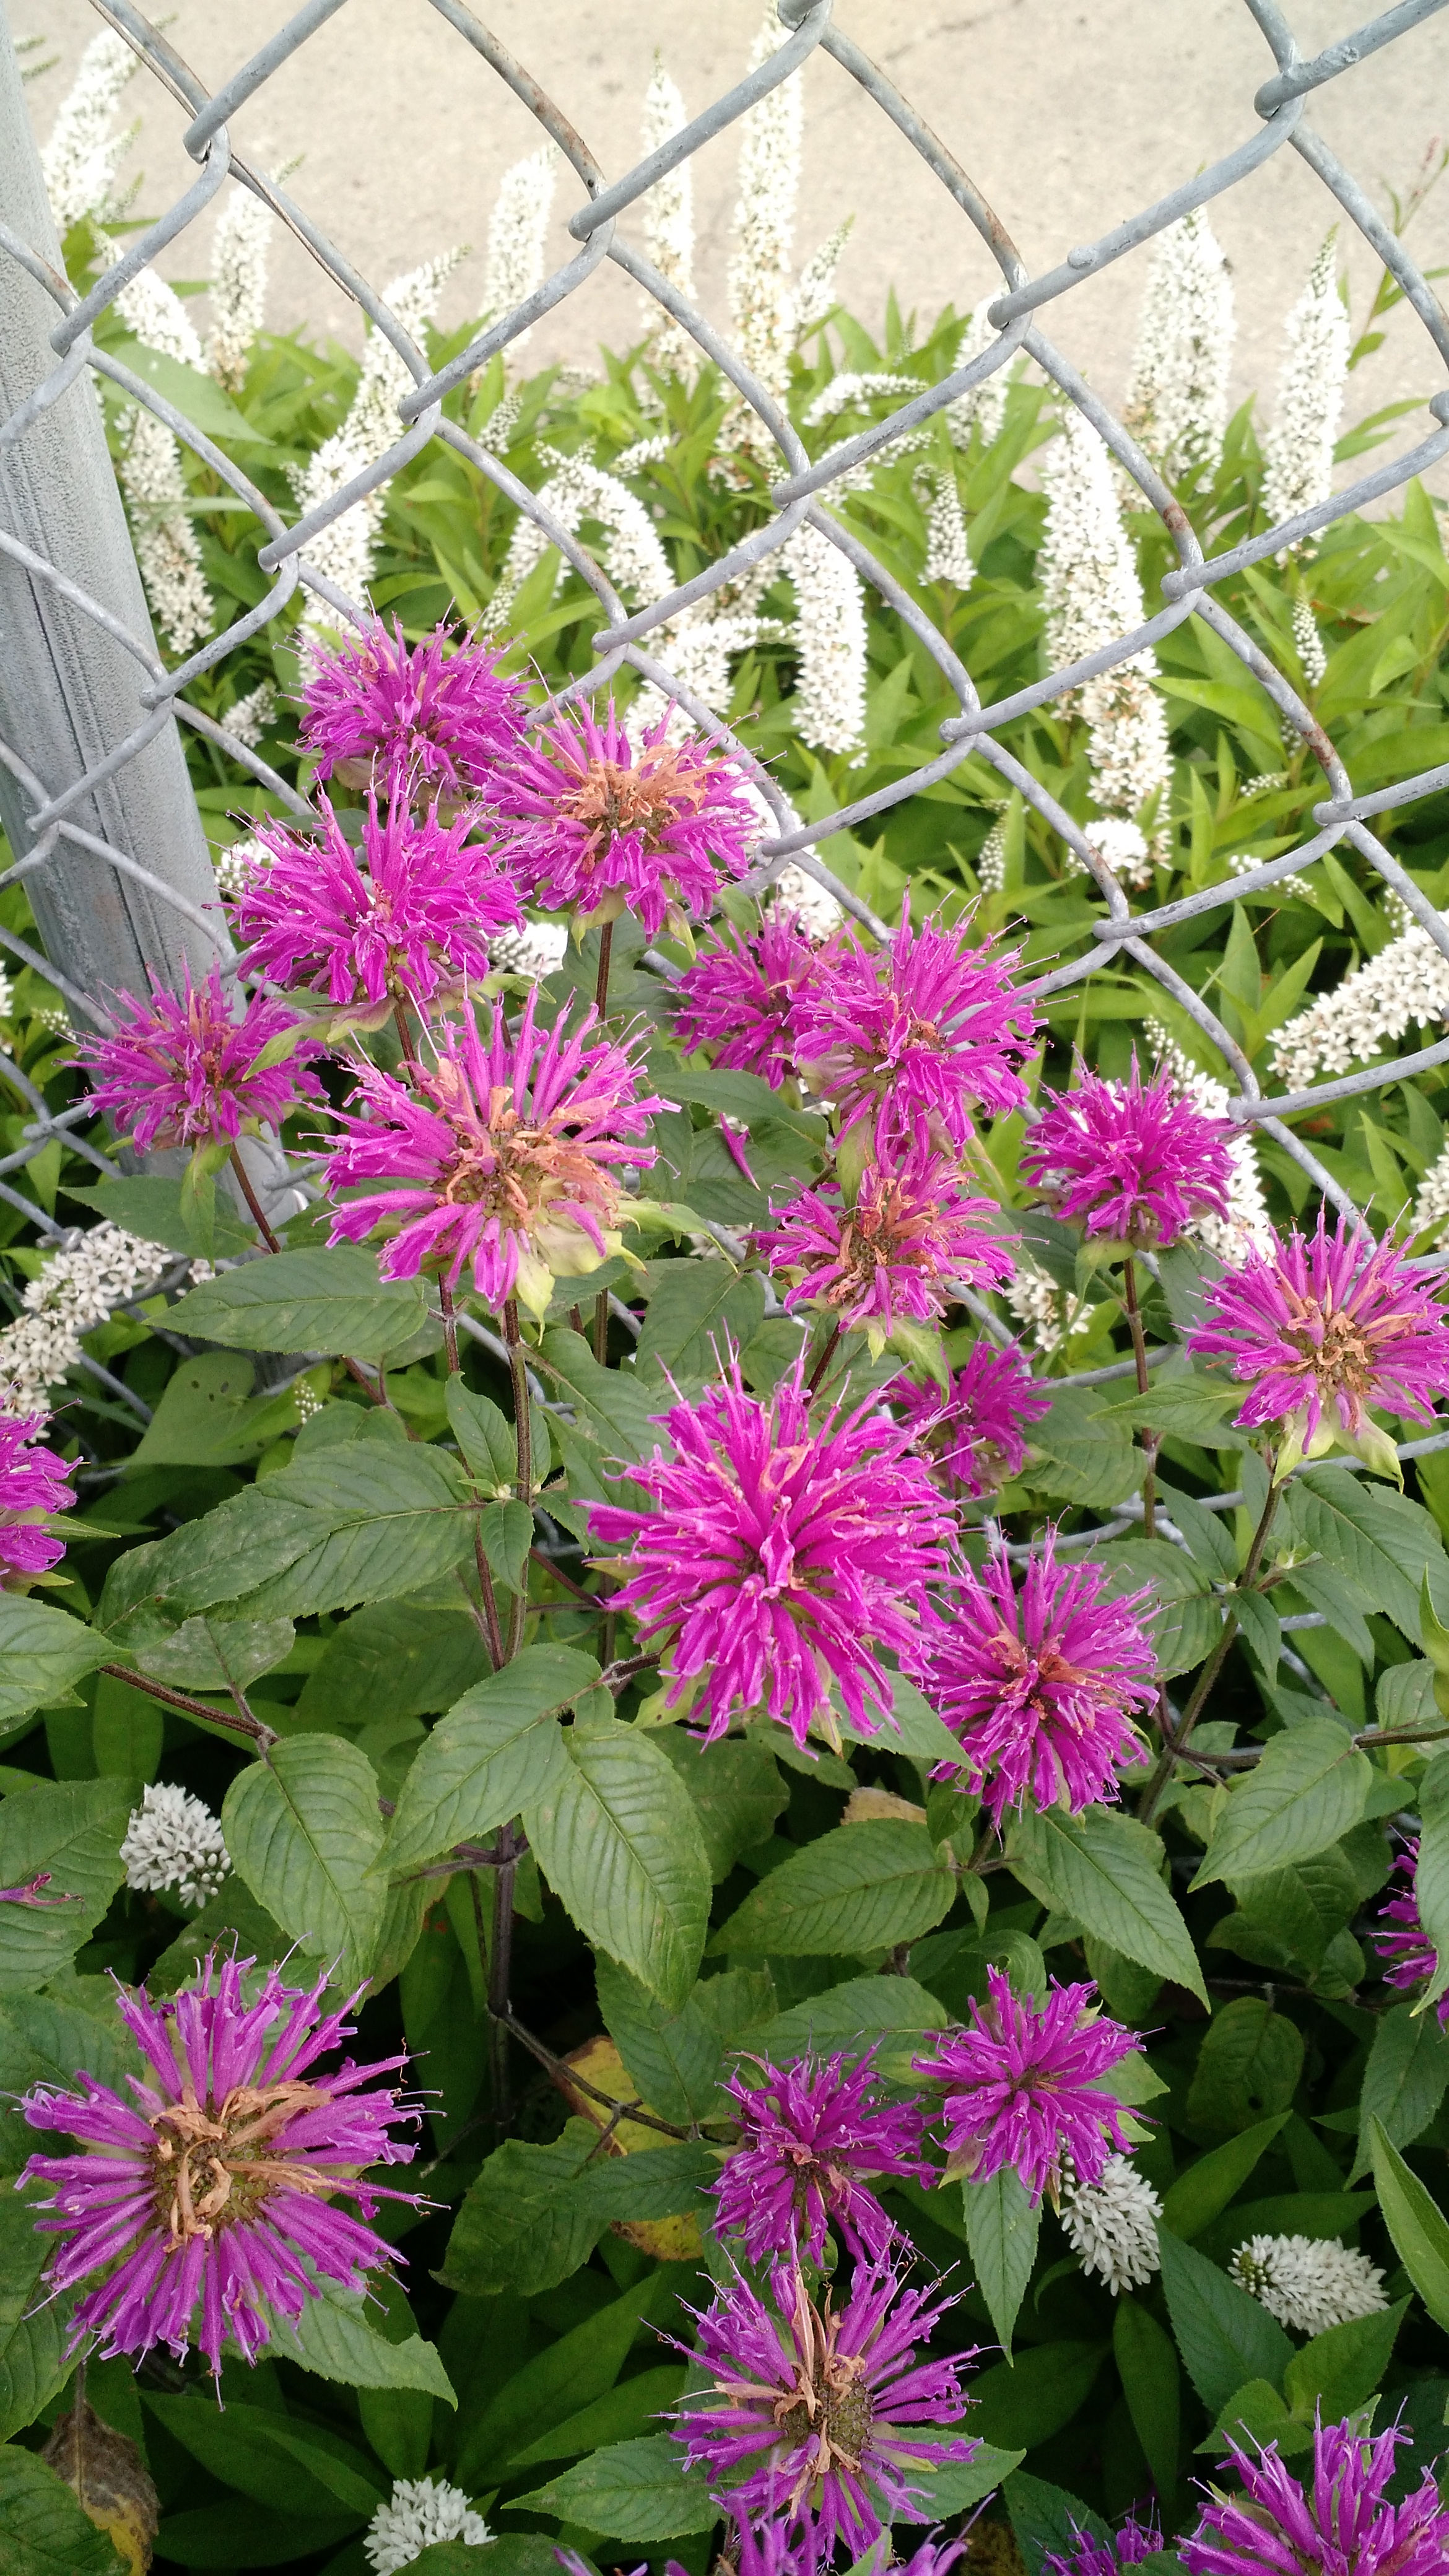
[9,81,1449,2567]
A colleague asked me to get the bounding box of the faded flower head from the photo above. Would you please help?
[1060,2151,1164,2298]
[120,1784,230,1911]
[915,1967,1143,2203]
[890,1338,1052,1497]
[792,902,1038,1150]
[238,791,523,1014]
[1231,2233,1389,2338]
[925,1534,1157,1825]
[1372,1838,1449,2027]
[713,2049,926,2265]
[491,700,756,939]
[76,966,324,1154]
[364,2475,492,2572]
[754,1140,1015,1346]
[672,2256,977,2555]
[586,1349,958,1751]
[1181,2416,1449,2576]
[674,908,829,1089]
[1044,2513,1161,2576]
[300,615,527,798]
[20,1952,419,2377]
[1189,1210,1449,1471]
[1022,1058,1235,1250]
[324,990,662,1318]
[0,1411,76,1583]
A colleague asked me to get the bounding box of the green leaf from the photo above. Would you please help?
[294,1596,490,1728]
[1162,2115,1290,2240]
[1185,1998,1304,2139]
[748,1970,948,2082]
[463,2276,674,2482]
[1006,1806,1207,2005]
[712,1820,956,1958]
[107,338,272,445]
[141,2390,383,2517]
[1005,2470,1112,2576]
[1353,2004,1449,2178]
[222,1736,384,1992]
[971,2343,1105,2451]
[1027,1389,1144,1507]
[477,1499,534,1595]
[1114,2295,1180,2499]
[0,2195,77,2442]
[67,1175,256,1260]
[0,1991,140,2172]
[381,1647,594,1873]
[1191,1719,1371,1889]
[237,1423,474,1618]
[578,2143,719,2223]
[1415,1752,1449,2014]
[146,1876,289,1995]
[507,2365,687,2469]
[132,1613,294,1696]
[594,1958,728,2124]
[1282,2300,1407,2421]
[443,1380,518,1489]
[129,1351,274,1468]
[0,2445,123,2575]
[439,2120,604,2297]
[526,1719,711,2009]
[920,2443,1024,2517]
[166,1246,428,1357]
[272,2278,455,2401]
[0,1782,133,1992]
[964,2167,1040,2357]
[636,1259,767,1378]
[1156,2226,1293,2414]
[652,1730,788,1880]
[1369,2115,1449,2331]
[0,1599,107,1727]
[153,2500,352,2568]
[511,2434,718,2544]
[1284,1469,1445,1646]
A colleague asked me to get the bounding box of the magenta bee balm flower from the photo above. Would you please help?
[1181,2416,1449,2576]
[1188,1209,1449,1469]
[323,990,664,1318]
[0,1411,76,1582]
[1371,1838,1449,2027]
[891,1336,1052,1497]
[672,2258,977,2555]
[491,702,756,939]
[1044,2515,1160,2576]
[299,614,527,798]
[19,1952,420,2378]
[585,1350,958,1749]
[791,900,1038,1149]
[925,1533,1157,1824]
[76,965,325,1154]
[915,1967,1144,2203]
[714,2049,926,2265]
[238,792,522,1014]
[754,1140,1016,1344]
[1022,1058,1235,1248]
[673,910,831,1089]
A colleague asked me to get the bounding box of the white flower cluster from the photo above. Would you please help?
[223,684,277,750]
[1231,2233,1388,2336]
[364,2478,492,2575]
[802,373,923,430]
[947,306,1011,449]
[727,9,805,442]
[207,186,275,393]
[481,148,557,352]
[768,859,845,939]
[1124,211,1235,485]
[977,816,1008,894]
[489,918,569,981]
[1270,908,1449,1094]
[1415,1144,1449,1235]
[919,465,973,590]
[1060,2153,1163,2296]
[1038,406,1172,838]
[1004,1258,1091,1356]
[486,443,673,637]
[104,248,215,658]
[1227,849,1312,907]
[794,217,852,337]
[0,968,14,1022]
[1292,592,1327,690]
[294,253,463,624]
[1076,816,1155,894]
[614,433,671,475]
[474,388,524,456]
[0,1222,171,1418]
[780,520,868,755]
[40,28,138,235]
[1146,1020,1273,1266]
[120,1784,230,1910]
[1262,235,1349,537]
[212,834,267,900]
[639,59,697,378]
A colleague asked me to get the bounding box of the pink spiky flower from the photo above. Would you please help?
[1022,1058,1235,1249]
[490,701,757,939]
[1044,2516,1160,2576]
[1188,1209,1449,1469]
[915,1967,1143,2203]
[714,2050,927,2265]
[0,1411,75,1583]
[673,910,832,1089]
[1181,2416,1449,2576]
[791,900,1038,1149]
[76,965,325,1154]
[754,1139,1016,1342]
[585,1349,958,1750]
[19,1951,420,2380]
[323,989,664,1318]
[299,614,527,798]
[923,1533,1157,1825]
[1371,1838,1449,2028]
[890,1338,1052,1497]
[237,792,522,1014]
[672,2258,977,2556]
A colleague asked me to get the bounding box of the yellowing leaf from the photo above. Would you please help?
[559,2036,704,2261]
[42,2395,157,2575]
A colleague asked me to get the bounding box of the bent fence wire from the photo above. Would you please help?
[4,0,1449,1256]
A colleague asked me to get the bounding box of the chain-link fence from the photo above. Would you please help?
[4,0,1449,1253]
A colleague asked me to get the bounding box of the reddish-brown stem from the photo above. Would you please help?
[503,1297,533,1661]
[806,1320,843,1399]
[437,1277,461,1375]
[393,1001,419,1069]
[472,1531,505,1668]
[529,1546,594,1608]
[99,1662,277,1749]
[1137,1474,1284,1827]
[228,1146,282,1255]
[594,917,614,1020]
[1121,1254,1158,1541]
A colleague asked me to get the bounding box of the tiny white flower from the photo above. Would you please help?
[639,58,696,376]
[121,1785,230,1910]
[768,860,845,941]
[1004,1256,1092,1357]
[1231,2233,1388,2336]
[363,2476,492,2575]
[1292,593,1327,690]
[40,29,138,235]
[1038,406,1172,840]
[1060,2152,1164,2296]
[976,817,1008,895]
[1270,909,1449,1094]
[1125,210,1235,485]
[489,919,569,983]
[947,305,1012,449]
[780,520,868,756]
[207,185,274,391]
[1416,1142,1449,1237]
[0,1223,170,1419]
[222,685,277,751]
[726,6,804,452]
[482,147,557,350]
[1263,235,1349,538]
[920,465,973,591]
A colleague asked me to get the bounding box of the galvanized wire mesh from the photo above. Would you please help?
[4,0,1449,1240]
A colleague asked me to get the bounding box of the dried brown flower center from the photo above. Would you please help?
[1282,1300,1375,1398]
[150,2079,331,2242]
[435,1097,610,1232]
[774,2356,872,2471]
[562,752,705,859]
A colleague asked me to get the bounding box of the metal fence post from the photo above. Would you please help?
[0,5,223,1030]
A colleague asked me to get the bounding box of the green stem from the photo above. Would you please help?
[1137,1474,1284,1828]
[1121,1253,1158,1541]
[503,1297,533,1662]
[437,1278,461,1375]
